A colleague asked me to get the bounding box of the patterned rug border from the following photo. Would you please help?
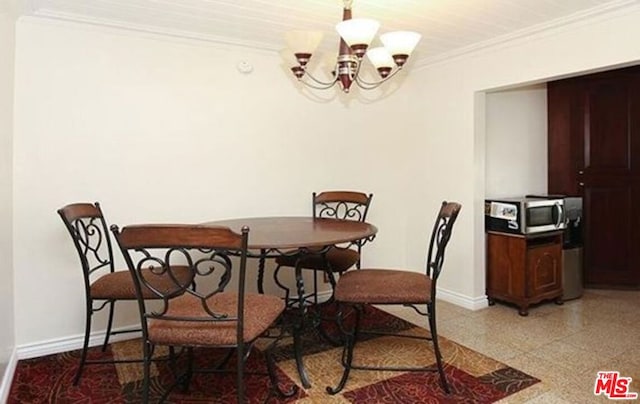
[8,306,540,403]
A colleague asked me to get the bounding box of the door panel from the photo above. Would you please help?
[584,79,630,172]
[582,180,633,285]
[548,80,582,195]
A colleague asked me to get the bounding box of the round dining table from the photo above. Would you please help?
[204,216,378,387]
[206,216,377,251]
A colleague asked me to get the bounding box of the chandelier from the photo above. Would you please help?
[284,0,421,93]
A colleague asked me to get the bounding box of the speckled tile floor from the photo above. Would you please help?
[381,289,640,403]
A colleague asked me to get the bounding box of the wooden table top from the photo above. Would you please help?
[203,216,378,250]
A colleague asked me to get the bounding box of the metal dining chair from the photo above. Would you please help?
[57,202,193,384]
[272,190,373,306]
[326,201,462,395]
[112,224,297,403]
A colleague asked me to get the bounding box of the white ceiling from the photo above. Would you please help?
[22,0,636,65]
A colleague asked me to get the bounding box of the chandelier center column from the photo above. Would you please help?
[337,5,356,92]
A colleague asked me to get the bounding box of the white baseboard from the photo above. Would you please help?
[0,347,18,404]
[14,290,334,362]
[1,288,478,401]
[8,286,476,399]
[12,289,478,360]
[16,326,141,360]
[1,327,139,402]
[437,287,489,311]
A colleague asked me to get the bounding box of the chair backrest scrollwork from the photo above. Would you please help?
[58,202,115,293]
[112,225,249,335]
[313,191,373,222]
[426,201,462,284]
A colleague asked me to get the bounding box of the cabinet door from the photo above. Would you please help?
[526,241,562,297]
[486,234,526,298]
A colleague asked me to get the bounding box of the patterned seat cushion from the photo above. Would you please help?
[335,269,433,304]
[90,266,193,300]
[275,247,360,272]
[147,292,285,346]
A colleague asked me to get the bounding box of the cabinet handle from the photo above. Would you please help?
[579,182,585,187]
[578,170,584,175]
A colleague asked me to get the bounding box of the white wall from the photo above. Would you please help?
[12,17,413,348]
[0,3,16,381]
[403,3,640,301]
[485,84,548,198]
[9,2,640,351]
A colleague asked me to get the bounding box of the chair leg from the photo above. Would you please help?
[167,346,179,387]
[73,304,93,385]
[313,261,341,346]
[312,271,319,305]
[102,300,115,351]
[428,303,450,394]
[273,264,292,306]
[292,325,311,389]
[214,348,234,370]
[326,305,361,395]
[237,343,245,404]
[352,305,362,344]
[325,270,338,302]
[326,333,355,395]
[265,348,298,399]
[142,342,152,404]
[316,281,346,347]
[179,347,194,393]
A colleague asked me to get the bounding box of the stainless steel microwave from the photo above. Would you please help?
[485,197,566,234]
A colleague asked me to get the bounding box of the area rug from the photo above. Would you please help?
[8,306,539,403]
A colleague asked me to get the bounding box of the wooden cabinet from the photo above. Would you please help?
[548,65,640,288]
[486,231,563,316]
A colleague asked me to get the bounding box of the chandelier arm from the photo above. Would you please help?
[354,79,385,90]
[354,67,403,89]
[302,69,339,87]
[298,77,340,90]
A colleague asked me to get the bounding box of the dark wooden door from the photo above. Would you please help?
[548,66,640,288]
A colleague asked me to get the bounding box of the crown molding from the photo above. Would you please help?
[26,0,640,67]
[412,0,640,70]
[30,8,282,52]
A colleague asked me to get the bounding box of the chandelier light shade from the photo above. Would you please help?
[335,18,380,56]
[284,30,324,65]
[284,0,421,93]
[366,47,395,78]
[380,31,422,66]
